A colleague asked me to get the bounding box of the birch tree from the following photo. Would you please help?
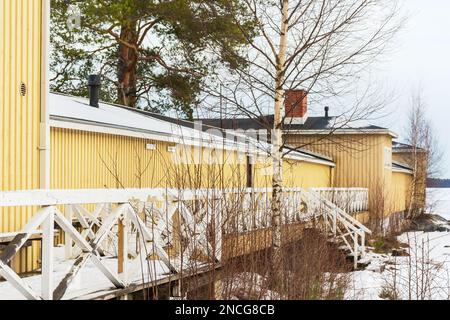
[200,0,403,281]
[405,90,442,218]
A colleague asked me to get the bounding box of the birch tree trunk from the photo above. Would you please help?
[271,0,289,289]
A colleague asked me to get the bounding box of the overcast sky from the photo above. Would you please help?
[373,0,450,177]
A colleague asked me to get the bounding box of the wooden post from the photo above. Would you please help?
[214,279,223,300]
[118,216,128,283]
[64,205,74,259]
[361,231,366,258]
[42,206,55,300]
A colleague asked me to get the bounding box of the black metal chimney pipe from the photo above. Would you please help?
[324,106,330,118]
[88,75,101,108]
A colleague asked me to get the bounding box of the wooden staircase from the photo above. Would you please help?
[300,189,372,268]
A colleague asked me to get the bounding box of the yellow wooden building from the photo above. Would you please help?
[0,0,414,277]
[200,90,417,220]
[0,0,50,272]
[48,93,335,192]
[0,0,338,273]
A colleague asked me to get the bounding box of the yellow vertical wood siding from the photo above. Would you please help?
[51,128,171,189]
[51,128,248,190]
[391,171,412,213]
[285,134,390,187]
[0,0,43,272]
[285,134,394,214]
[284,160,331,188]
[393,152,427,209]
[51,127,332,191]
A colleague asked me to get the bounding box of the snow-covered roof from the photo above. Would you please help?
[198,115,398,138]
[392,161,413,175]
[393,141,426,153]
[49,93,335,167]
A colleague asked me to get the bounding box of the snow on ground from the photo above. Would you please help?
[346,189,450,300]
[347,231,450,300]
[223,272,281,300]
[0,246,173,300]
[428,188,450,220]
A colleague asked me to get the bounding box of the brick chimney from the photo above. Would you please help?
[284,89,308,125]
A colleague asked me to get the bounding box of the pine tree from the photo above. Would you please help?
[50,0,256,119]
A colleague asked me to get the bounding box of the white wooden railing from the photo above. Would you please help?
[311,188,369,213]
[304,190,371,265]
[0,187,371,300]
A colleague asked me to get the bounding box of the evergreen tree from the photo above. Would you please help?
[51,0,256,119]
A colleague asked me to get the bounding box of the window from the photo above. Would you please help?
[384,147,392,168]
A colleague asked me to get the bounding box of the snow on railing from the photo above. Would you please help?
[311,188,369,213]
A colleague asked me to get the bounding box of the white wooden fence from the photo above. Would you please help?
[0,187,370,300]
[311,188,369,213]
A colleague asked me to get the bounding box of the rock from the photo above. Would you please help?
[392,249,409,257]
[411,214,450,233]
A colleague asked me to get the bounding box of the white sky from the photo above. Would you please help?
[372,0,450,176]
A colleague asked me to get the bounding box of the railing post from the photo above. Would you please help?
[42,206,55,300]
[64,204,74,259]
[118,215,129,284]
[361,231,366,258]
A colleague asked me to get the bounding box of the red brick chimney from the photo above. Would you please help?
[284,89,308,124]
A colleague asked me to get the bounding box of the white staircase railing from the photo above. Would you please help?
[311,188,369,213]
[302,189,372,268]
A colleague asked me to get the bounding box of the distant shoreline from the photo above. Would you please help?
[428,178,450,188]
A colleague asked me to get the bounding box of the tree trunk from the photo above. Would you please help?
[117,22,138,108]
[271,0,289,293]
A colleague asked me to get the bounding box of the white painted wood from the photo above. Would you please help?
[92,203,105,219]
[0,207,52,265]
[0,261,41,300]
[75,204,102,227]
[73,205,96,241]
[53,252,93,300]
[15,206,52,236]
[125,205,177,273]
[41,207,55,300]
[0,187,295,207]
[311,188,369,213]
[54,209,92,251]
[91,204,127,249]
[0,186,373,300]
[118,216,129,284]
[90,254,124,288]
[178,202,213,261]
[55,208,125,294]
[64,205,74,259]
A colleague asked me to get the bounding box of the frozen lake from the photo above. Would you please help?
[428,188,450,220]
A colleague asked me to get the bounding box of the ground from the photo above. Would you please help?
[345,189,450,300]
[347,230,450,300]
